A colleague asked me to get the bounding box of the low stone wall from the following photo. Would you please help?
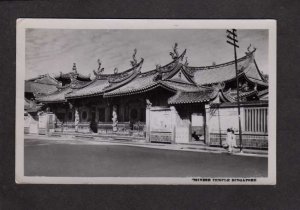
[209,133,268,149]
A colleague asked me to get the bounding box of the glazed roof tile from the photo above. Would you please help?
[25,81,58,95]
[104,59,143,92]
[188,52,267,86]
[168,88,217,104]
[66,79,109,99]
[36,87,72,103]
[104,73,158,97]
[257,89,268,97]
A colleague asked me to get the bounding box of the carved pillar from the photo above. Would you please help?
[105,107,110,122]
[205,104,211,145]
[170,106,176,144]
[146,107,151,142]
[112,105,118,132]
[145,99,152,142]
[74,107,79,132]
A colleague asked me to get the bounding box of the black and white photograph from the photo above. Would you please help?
[16,19,276,184]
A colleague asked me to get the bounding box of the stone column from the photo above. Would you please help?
[74,107,79,132]
[170,106,176,144]
[112,105,118,132]
[105,107,110,122]
[205,104,211,145]
[145,107,150,142]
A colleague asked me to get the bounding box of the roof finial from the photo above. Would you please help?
[93,59,105,78]
[184,57,189,66]
[130,49,138,67]
[155,64,161,71]
[114,67,118,74]
[72,63,77,73]
[246,44,256,55]
[169,42,179,60]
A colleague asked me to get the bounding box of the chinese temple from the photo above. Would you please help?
[26,44,269,149]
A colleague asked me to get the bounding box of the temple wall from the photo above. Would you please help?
[206,105,269,149]
[24,113,39,134]
[209,107,243,134]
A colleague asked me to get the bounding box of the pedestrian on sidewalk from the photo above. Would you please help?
[226,128,234,153]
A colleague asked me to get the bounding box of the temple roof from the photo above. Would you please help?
[188,51,267,86]
[168,88,218,104]
[65,59,144,99]
[24,98,43,112]
[103,71,157,97]
[27,74,60,86]
[25,81,58,96]
[104,50,267,98]
[34,47,268,105]
[220,89,258,103]
[36,86,72,103]
[66,79,109,99]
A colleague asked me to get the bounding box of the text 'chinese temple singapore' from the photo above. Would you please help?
[25,44,269,149]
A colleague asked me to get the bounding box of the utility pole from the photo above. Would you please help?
[226,29,243,152]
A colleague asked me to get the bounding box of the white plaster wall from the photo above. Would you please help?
[208,107,244,134]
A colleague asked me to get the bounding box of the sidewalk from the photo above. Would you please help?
[26,132,268,157]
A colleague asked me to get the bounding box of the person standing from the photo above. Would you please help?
[231,129,237,151]
[226,128,233,153]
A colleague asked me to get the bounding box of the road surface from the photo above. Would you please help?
[24,137,267,177]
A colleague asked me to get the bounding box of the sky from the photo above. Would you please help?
[25,29,268,79]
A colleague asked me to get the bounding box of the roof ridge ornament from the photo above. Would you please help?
[213,82,225,91]
[184,57,189,66]
[246,44,257,56]
[153,64,162,81]
[93,59,105,78]
[169,42,179,60]
[130,49,138,67]
[114,67,118,74]
[69,71,78,87]
[72,63,77,74]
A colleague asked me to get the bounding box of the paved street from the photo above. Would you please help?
[24,137,268,177]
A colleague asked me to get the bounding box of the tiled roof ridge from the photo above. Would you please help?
[104,82,159,97]
[26,74,60,86]
[39,86,70,97]
[139,49,187,78]
[222,88,259,102]
[55,72,91,81]
[187,50,255,71]
[168,87,218,104]
[257,88,268,97]
[162,79,197,87]
[98,60,143,79]
[253,59,268,82]
[103,61,143,92]
[70,79,96,89]
[104,80,192,98]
